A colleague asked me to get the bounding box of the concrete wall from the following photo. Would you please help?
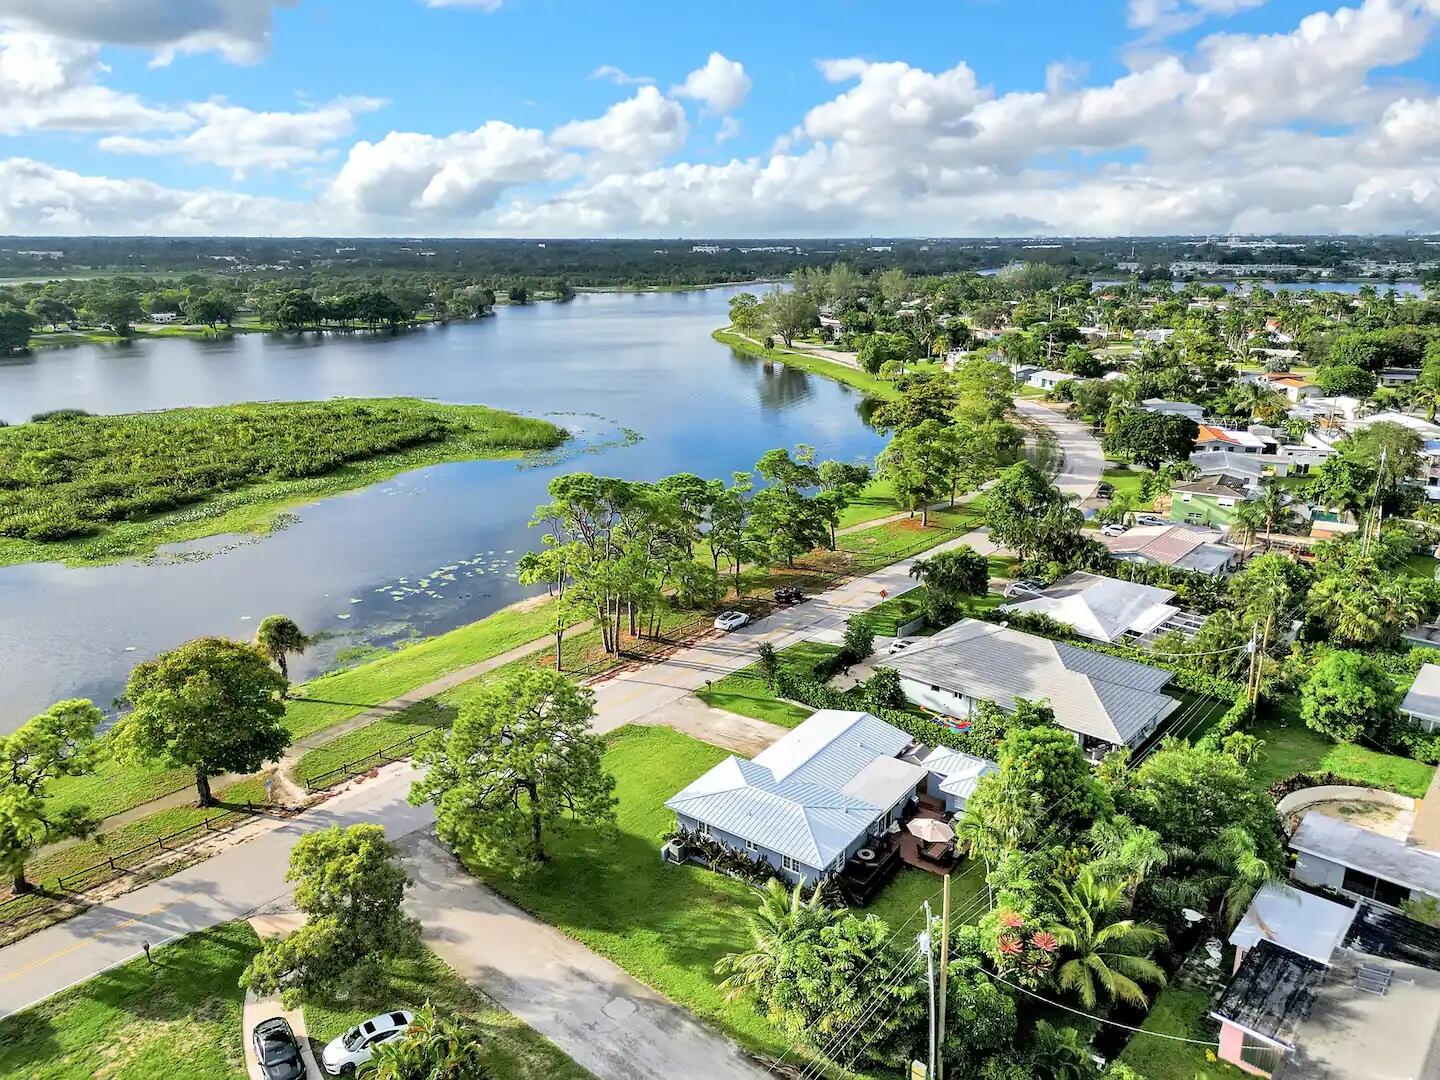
[899,677,977,720]
[1276,787,1414,828]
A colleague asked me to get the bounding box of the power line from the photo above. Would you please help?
[988,971,1221,1046]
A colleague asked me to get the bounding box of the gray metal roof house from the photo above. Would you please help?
[885,618,1181,757]
[664,710,994,889]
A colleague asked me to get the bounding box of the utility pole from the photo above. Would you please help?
[920,902,936,1080]
[935,874,951,1080]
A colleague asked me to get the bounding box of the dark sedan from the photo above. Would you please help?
[253,1016,306,1080]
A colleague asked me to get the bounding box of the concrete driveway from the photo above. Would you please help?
[400,831,769,1080]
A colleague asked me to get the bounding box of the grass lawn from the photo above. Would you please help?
[1103,466,1157,509]
[836,477,902,529]
[694,641,841,727]
[1247,705,1434,797]
[713,328,897,400]
[303,944,591,1080]
[855,588,929,637]
[0,920,259,1080]
[292,700,452,789]
[470,725,922,1077]
[867,862,990,934]
[835,504,984,567]
[1405,553,1440,581]
[1116,984,1241,1080]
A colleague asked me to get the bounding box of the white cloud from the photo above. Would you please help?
[0,1,298,64]
[716,116,742,144]
[552,86,689,166]
[672,52,751,113]
[329,121,563,219]
[99,97,385,177]
[592,64,654,86]
[0,29,190,133]
[1129,0,1269,35]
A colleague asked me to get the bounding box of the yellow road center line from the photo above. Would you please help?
[0,899,182,985]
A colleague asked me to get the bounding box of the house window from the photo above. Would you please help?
[1341,867,1409,908]
[782,855,801,873]
[745,839,757,852]
[697,822,710,839]
[930,684,941,692]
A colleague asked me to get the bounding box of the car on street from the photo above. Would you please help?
[772,585,804,604]
[1134,513,1169,527]
[253,1017,306,1080]
[322,1010,416,1075]
[1002,578,1047,599]
[1096,481,1116,499]
[714,610,751,632]
[1100,523,1129,537]
[887,638,915,655]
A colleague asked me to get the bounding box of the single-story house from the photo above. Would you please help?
[1136,328,1175,343]
[999,571,1189,644]
[1140,398,1205,422]
[885,619,1182,759]
[1244,370,1320,403]
[149,311,181,324]
[1169,475,1255,526]
[1290,811,1440,909]
[1403,664,1440,733]
[1100,523,1241,577]
[663,710,995,888]
[1189,449,1268,481]
[914,747,998,814]
[1025,368,1070,390]
[1381,366,1422,387]
[1196,425,1271,454]
[1212,891,1440,1078]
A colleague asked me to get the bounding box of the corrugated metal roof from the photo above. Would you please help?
[999,571,1179,643]
[887,619,1178,746]
[1291,813,1440,897]
[921,748,998,800]
[665,711,917,869]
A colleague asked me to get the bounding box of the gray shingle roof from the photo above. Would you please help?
[887,619,1179,746]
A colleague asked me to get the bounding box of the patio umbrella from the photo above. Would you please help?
[907,818,955,844]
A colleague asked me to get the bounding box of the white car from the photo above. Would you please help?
[1100,523,1129,537]
[322,1010,415,1075]
[713,610,751,632]
[887,638,915,655]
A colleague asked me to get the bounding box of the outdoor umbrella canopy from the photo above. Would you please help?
[906,818,956,843]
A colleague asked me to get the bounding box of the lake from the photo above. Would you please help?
[0,288,887,729]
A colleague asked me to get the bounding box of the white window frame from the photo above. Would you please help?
[745,838,758,852]
[782,855,801,874]
[697,822,710,839]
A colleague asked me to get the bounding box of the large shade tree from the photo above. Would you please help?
[114,637,290,806]
[409,668,616,871]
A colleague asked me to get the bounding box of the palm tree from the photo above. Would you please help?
[715,879,837,1003]
[1226,382,1288,422]
[255,614,309,689]
[1044,868,1167,1010]
[1199,826,1285,927]
[370,1003,491,1080]
[1026,1020,1096,1080]
[1087,819,1169,892]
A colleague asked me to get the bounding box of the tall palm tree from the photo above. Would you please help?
[715,879,837,1003]
[255,614,309,688]
[1044,868,1167,1010]
[1199,826,1286,928]
[371,1003,491,1080]
[1087,819,1169,892]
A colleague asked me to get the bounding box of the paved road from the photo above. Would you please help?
[402,832,767,1080]
[0,397,1102,1064]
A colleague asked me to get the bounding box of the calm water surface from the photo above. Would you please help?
[0,289,885,729]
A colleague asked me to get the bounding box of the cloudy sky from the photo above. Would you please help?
[2,0,1440,236]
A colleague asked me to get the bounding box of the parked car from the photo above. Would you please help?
[1002,578,1046,599]
[1096,481,1115,499]
[1100,523,1129,537]
[322,1010,415,1075]
[713,610,751,632]
[772,585,804,604]
[887,638,915,655]
[1134,513,1168,527]
[252,1017,306,1080]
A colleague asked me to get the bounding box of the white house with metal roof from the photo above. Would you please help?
[998,571,1191,644]
[665,710,959,886]
[1290,812,1440,909]
[885,618,1181,758]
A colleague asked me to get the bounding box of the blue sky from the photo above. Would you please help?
[1,0,1439,235]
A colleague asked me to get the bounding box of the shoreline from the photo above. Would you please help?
[0,399,566,569]
[712,325,897,399]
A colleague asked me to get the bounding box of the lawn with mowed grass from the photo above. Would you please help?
[1116,983,1242,1080]
[470,724,935,1076]
[303,944,592,1080]
[695,641,840,727]
[1247,707,1434,796]
[836,476,903,528]
[0,920,259,1080]
[1103,465,1157,509]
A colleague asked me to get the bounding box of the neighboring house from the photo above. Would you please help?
[1100,522,1241,576]
[885,618,1182,759]
[1245,370,1320,403]
[1169,475,1255,526]
[914,747,997,814]
[1025,368,1069,390]
[663,710,995,889]
[1211,886,1440,1078]
[1195,425,1271,454]
[1402,664,1440,733]
[1289,812,1440,909]
[1136,328,1175,343]
[1189,449,1269,482]
[999,571,1194,644]
[1140,398,1205,422]
[1381,366,1422,387]
[149,312,180,324]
